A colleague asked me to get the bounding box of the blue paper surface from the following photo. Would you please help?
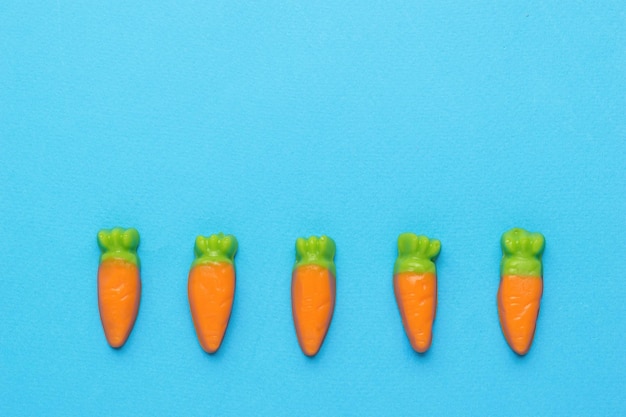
[1,2,625,416]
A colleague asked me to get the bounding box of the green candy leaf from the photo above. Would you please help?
[97,227,140,267]
[293,235,336,276]
[192,233,238,267]
[394,233,440,274]
[500,228,545,277]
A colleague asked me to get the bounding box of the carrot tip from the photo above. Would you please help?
[512,347,530,356]
[410,340,432,354]
[106,338,127,349]
[301,346,320,357]
[200,343,221,354]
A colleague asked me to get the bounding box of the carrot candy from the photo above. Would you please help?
[393,233,441,353]
[97,227,141,348]
[291,236,336,357]
[188,233,238,354]
[497,228,545,355]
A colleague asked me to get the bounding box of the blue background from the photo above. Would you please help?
[1,1,625,416]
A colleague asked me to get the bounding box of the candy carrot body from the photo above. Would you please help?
[97,228,141,348]
[188,233,238,354]
[291,236,336,357]
[497,228,545,355]
[393,233,441,353]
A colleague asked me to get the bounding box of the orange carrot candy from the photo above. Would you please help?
[393,233,441,353]
[97,227,141,348]
[497,228,545,355]
[188,233,238,354]
[291,236,336,357]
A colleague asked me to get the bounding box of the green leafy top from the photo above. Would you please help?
[394,233,441,274]
[500,228,545,277]
[294,235,336,276]
[97,227,140,266]
[192,233,238,267]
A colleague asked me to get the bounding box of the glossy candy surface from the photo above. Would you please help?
[97,227,141,348]
[291,236,336,357]
[497,228,545,355]
[393,233,441,353]
[188,233,238,354]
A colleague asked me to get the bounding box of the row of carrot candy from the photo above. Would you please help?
[97,227,545,356]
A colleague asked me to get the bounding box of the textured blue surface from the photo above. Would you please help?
[1,2,625,416]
